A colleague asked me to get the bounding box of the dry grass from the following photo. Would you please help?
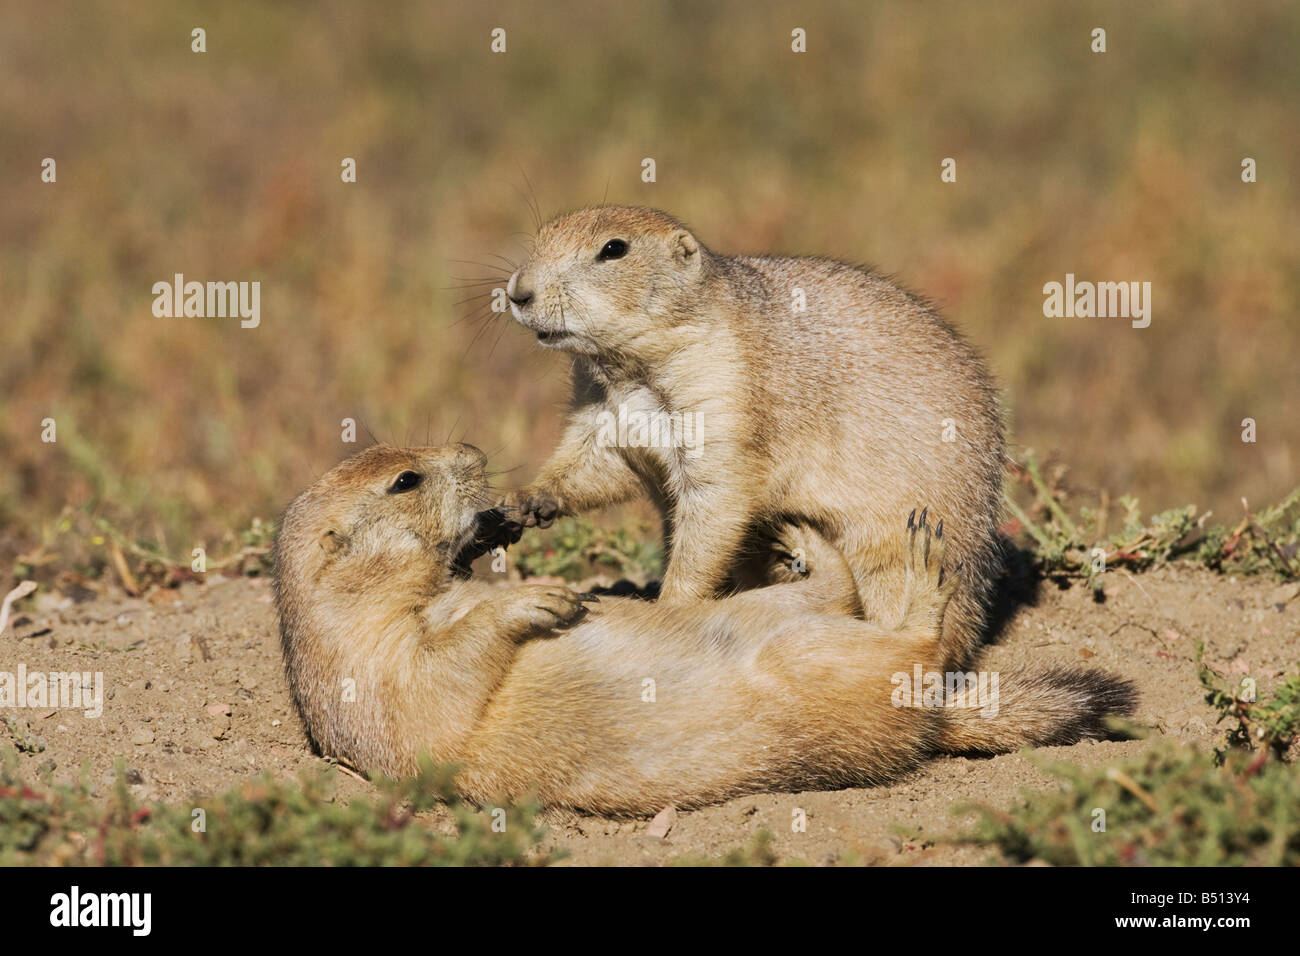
[2,0,1297,578]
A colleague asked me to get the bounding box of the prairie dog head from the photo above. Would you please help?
[507,205,708,359]
[274,443,492,607]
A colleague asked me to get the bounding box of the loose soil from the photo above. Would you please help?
[3,567,1296,865]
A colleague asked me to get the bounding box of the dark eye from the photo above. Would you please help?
[597,239,629,261]
[388,470,422,494]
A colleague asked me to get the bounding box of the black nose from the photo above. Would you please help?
[508,287,533,306]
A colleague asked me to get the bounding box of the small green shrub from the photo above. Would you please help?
[0,754,551,866]
[512,516,663,583]
[1007,451,1299,592]
[959,746,1300,866]
[671,829,782,867]
[1198,647,1300,764]
[959,661,1300,865]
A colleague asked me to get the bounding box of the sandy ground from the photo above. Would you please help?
[2,566,1296,865]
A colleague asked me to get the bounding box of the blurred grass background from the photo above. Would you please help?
[1,0,1297,576]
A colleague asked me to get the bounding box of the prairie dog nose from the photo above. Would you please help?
[506,271,534,306]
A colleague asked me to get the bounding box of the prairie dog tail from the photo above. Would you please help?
[885,510,1137,756]
[934,664,1137,754]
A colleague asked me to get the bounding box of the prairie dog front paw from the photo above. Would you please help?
[500,487,564,530]
[499,583,594,637]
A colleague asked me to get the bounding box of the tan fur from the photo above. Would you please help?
[502,206,1006,671]
[273,444,1134,815]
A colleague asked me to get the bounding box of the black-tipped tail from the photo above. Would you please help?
[936,665,1137,754]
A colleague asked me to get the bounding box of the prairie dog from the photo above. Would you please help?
[502,206,1005,671]
[273,444,1134,814]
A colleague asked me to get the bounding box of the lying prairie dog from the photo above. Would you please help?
[273,443,1134,814]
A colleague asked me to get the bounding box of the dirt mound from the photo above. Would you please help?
[3,567,1296,864]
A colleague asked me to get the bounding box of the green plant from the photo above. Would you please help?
[958,661,1300,865]
[1006,451,1300,594]
[0,752,553,866]
[2,717,47,755]
[671,828,782,866]
[512,516,663,583]
[1198,647,1300,765]
[959,746,1300,866]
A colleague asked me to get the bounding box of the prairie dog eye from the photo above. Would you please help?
[388,470,422,494]
[597,239,629,261]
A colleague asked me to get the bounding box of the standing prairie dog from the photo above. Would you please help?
[273,443,1134,814]
[501,206,1005,671]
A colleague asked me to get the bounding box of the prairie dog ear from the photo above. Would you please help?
[318,528,348,556]
[671,229,700,268]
